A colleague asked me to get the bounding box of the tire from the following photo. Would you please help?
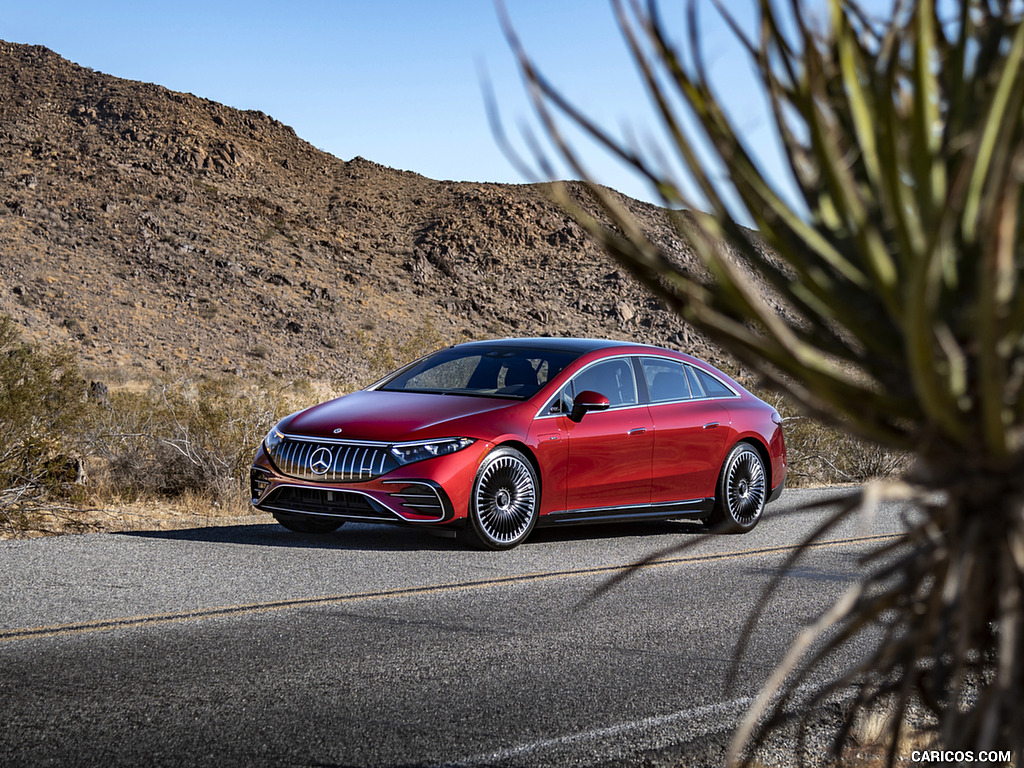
[273,513,344,534]
[708,443,767,533]
[458,446,539,550]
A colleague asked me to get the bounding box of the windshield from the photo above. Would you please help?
[378,346,581,399]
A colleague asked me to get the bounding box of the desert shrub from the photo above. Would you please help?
[782,415,909,487]
[88,377,305,510]
[0,316,91,530]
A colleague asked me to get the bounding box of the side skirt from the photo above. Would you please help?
[537,498,715,528]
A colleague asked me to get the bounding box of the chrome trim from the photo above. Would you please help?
[556,499,704,516]
[534,353,740,420]
[645,394,739,406]
[392,438,468,448]
[250,467,272,502]
[685,364,740,398]
[588,401,648,412]
[538,497,714,526]
[256,483,399,528]
[536,397,671,421]
[536,401,651,421]
[535,353,642,419]
[269,508,398,524]
[641,356,740,402]
[255,482,441,524]
[382,480,450,522]
[278,433,390,447]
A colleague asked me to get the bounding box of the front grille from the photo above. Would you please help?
[267,438,399,482]
[258,487,399,521]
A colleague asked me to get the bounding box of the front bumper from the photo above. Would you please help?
[250,440,492,526]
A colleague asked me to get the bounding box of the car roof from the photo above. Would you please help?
[449,337,657,354]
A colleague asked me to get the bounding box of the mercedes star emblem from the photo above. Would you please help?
[309,446,333,475]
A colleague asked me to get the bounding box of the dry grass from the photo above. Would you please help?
[3,497,267,539]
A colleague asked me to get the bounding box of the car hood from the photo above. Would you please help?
[282,390,525,443]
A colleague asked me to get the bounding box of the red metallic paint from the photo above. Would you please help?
[285,390,518,443]
[562,406,654,511]
[647,399,731,502]
[526,419,569,515]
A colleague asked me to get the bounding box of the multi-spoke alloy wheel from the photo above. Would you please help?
[461,447,539,550]
[709,443,767,533]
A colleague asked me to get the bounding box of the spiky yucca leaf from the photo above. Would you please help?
[501,0,1024,764]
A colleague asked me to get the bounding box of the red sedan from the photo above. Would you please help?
[250,338,786,549]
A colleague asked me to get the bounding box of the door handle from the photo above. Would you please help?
[627,427,647,435]
[703,422,720,429]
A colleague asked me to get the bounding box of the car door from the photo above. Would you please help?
[562,357,654,512]
[640,357,734,502]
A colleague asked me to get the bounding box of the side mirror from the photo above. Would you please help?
[569,390,611,422]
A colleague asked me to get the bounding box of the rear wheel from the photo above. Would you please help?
[708,443,766,533]
[273,513,344,534]
[459,446,539,550]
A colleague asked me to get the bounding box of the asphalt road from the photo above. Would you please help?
[0,488,908,767]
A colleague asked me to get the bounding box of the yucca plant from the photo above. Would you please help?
[502,0,1024,763]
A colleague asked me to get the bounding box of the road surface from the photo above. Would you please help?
[0,487,905,767]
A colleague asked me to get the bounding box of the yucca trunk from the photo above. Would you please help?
[502,0,1024,762]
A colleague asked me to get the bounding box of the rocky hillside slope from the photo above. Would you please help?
[0,40,720,390]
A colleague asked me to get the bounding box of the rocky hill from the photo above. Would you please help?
[0,40,719,390]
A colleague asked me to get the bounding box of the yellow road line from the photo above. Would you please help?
[0,533,899,644]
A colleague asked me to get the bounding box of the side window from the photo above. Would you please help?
[692,367,736,398]
[640,357,692,403]
[570,359,638,408]
[684,365,705,397]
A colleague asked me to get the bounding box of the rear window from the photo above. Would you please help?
[692,367,736,398]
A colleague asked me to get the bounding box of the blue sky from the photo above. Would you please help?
[3,1,879,205]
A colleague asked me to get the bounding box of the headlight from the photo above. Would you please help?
[390,438,476,466]
[264,419,288,453]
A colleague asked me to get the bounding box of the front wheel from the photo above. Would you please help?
[459,446,539,550]
[707,443,767,533]
[273,513,344,534]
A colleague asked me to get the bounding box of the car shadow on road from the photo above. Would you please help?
[527,519,709,544]
[116,518,709,551]
[116,522,458,552]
